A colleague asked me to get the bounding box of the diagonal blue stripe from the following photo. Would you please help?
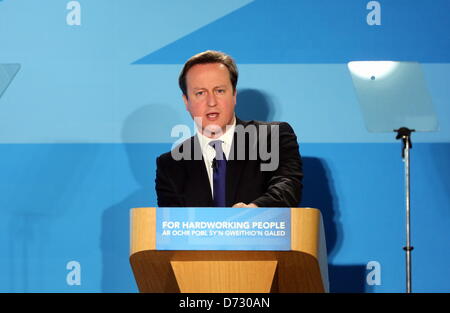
[0,64,20,99]
[134,0,450,64]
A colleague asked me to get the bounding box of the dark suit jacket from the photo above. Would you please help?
[155,118,303,207]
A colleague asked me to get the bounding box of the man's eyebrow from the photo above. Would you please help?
[192,85,227,90]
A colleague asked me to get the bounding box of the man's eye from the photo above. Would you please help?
[216,89,225,94]
[195,91,204,96]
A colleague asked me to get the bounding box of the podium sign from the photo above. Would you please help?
[156,207,291,251]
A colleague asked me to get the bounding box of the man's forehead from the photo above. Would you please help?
[191,62,226,70]
[186,63,231,86]
[187,63,228,76]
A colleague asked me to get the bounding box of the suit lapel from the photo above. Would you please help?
[184,136,213,206]
[226,118,247,206]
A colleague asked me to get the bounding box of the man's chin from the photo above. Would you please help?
[202,123,225,138]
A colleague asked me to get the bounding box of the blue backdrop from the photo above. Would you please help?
[0,0,449,292]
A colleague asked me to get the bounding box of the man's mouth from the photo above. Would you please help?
[206,113,219,121]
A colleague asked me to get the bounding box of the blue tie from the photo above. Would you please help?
[210,140,227,207]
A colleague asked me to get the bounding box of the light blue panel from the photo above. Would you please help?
[0,1,254,63]
[1,62,449,143]
[237,64,450,143]
[0,0,253,143]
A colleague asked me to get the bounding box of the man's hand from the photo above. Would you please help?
[232,202,258,208]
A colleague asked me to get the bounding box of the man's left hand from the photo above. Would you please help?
[232,202,258,208]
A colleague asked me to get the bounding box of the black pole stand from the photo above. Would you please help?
[395,127,415,293]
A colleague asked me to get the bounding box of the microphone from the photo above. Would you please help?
[212,158,218,170]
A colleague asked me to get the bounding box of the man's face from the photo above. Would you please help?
[183,63,236,137]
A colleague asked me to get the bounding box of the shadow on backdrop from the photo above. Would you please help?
[1,144,99,292]
[301,157,366,292]
[238,90,366,291]
[100,104,180,292]
[236,89,275,122]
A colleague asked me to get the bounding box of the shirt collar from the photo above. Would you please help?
[196,116,236,158]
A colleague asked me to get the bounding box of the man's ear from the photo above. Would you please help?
[182,94,189,110]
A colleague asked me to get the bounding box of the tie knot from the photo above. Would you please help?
[209,140,225,160]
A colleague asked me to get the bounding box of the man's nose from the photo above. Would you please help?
[206,93,217,107]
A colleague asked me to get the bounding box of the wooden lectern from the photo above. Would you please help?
[129,207,328,293]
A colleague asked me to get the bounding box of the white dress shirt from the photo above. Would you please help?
[196,117,236,197]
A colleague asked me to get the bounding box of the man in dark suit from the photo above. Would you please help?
[156,50,303,208]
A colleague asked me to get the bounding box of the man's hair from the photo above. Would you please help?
[178,50,238,97]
